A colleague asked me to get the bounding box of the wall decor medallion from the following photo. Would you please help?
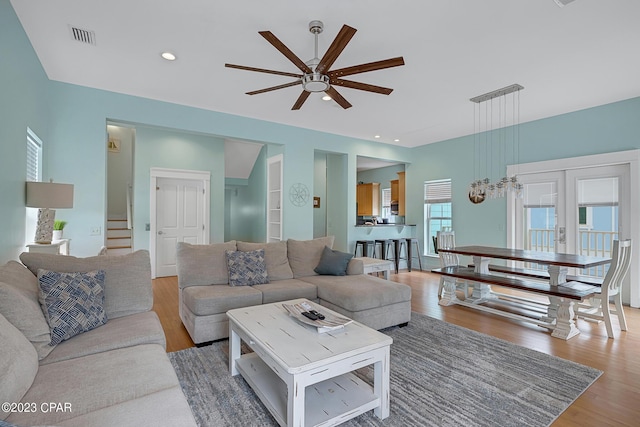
[289,183,310,207]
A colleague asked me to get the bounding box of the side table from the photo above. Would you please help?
[26,239,70,255]
[358,257,394,279]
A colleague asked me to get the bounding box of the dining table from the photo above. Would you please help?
[441,245,611,285]
[435,245,611,339]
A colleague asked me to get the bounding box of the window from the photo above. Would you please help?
[424,179,452,256]
[26,128,43,244]
[26,128,42,182]
[381,187,391,219]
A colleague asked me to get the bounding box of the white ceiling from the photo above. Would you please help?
[224,139,263,180]
[10,0,640,148]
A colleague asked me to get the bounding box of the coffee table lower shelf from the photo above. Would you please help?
[236,353,379,427]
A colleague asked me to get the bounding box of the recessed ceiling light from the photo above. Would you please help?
[374,135,381,139]
[394,139,400,142]
[161,52,177,61]
[322,95,332,101]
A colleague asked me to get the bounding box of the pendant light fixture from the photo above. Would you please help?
[468,84,524,204]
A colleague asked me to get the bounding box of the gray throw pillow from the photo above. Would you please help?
[314,246,354,276]
[38,269,108,346]
[226,250,269,286]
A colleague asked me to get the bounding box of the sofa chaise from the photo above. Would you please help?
[0,250,196,427]
[176,236,412,345]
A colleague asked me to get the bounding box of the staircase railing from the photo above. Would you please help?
[126,184,132,230]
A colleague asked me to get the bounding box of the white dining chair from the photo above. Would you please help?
[437,230,470,298]
[575,239,632,339]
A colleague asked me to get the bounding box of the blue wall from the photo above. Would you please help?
[2,0,640,262]
[409,97,640,261]
[0,1,51,261]
[225,146,268,243]
[0,0,414,259]
[133,125,226,248]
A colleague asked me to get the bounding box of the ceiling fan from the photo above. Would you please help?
[225,20,405,110]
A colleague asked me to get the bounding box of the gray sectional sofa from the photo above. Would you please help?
[0,250,196,427]
[176,236,412,344]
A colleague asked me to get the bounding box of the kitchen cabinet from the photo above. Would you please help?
[390,179,399,202]
[357,182,380,216]
[397,172,406,216]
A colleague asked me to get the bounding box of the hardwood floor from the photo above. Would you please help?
[153,271,640,426]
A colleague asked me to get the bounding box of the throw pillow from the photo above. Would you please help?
[237,241,294,281]
[0,282,54,360]
[175,241,237,288]
[314,246,354,276]
[287,236,335,278]
[38,269,108,346]
[225,249,269,286]
[20,250,153,320]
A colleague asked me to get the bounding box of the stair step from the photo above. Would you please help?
[107,219,128,228]
[107,237,131,247]
[107,229,131,239]
[107,247,133,256]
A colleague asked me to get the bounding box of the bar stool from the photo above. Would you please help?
[390,238,408,274]
[405,237,423,272]
[354,240,376,258]
[374,239,394,261]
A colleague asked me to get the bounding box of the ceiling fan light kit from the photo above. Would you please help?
[302,74,330,92]
[225,20,405,110]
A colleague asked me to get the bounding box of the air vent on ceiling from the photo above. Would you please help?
[69,26,96,45]
[553,0,576,7]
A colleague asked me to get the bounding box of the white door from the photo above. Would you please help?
[514,171,565,256]
[566,165,628,277]
[155,178,205,277]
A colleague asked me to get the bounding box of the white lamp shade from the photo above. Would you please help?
[26,182,74,209]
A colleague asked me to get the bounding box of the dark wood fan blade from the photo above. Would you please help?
[225,63,302,78]
[246,81,301,95]
[259,31,313,74]
[315,25,357,74]
[325,86,352,109]
[331,78,393,95]
[328,56,405,78]
[292,91,311,110]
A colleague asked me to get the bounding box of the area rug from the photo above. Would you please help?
[168,312,601,427]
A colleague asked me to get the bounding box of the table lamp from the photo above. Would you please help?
[26,180,74,244]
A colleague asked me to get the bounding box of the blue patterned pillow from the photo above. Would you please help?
[226,249,269,286]
[37,269,108,346]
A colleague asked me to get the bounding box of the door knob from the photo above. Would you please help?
[158,231,164,235]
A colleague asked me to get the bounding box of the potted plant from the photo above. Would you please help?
[53,220,67,241]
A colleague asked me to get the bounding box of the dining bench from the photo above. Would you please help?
[431,265,599,339]
[467,263,603,287]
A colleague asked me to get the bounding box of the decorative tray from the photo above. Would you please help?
[282,302,353,333]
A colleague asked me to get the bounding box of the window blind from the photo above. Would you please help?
[424,179,452,203]
[382,188,391,207]
[26,128,42,182]
[577,177,619,207]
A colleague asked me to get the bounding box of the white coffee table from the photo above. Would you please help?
[227,298,392,427]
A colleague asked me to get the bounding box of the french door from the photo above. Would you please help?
[508,150,639,307]
[511,164,628,280]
